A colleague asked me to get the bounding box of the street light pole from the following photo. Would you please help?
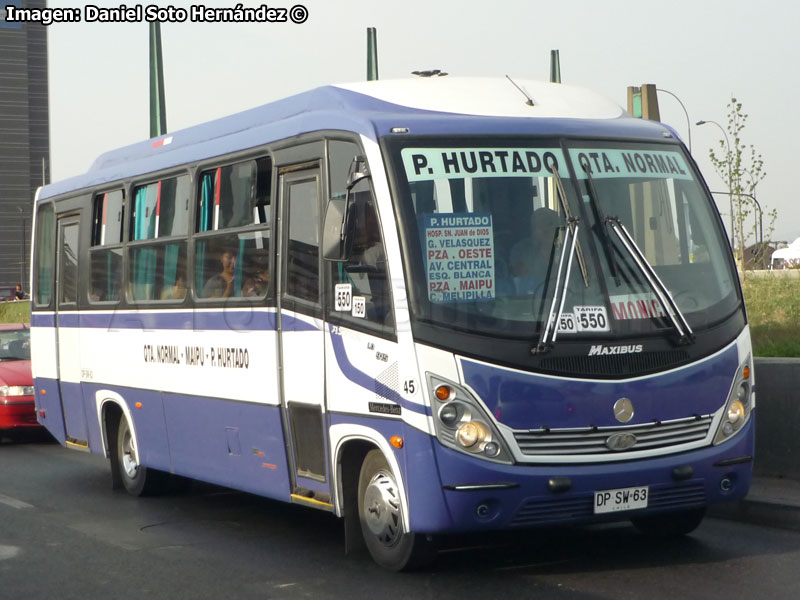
[741,167,763,249]
[656,88,692,153]
[711,191,762,242]
[697,119,734,251]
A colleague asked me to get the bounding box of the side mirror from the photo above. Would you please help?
[347,156,370,188]
[324,155,371,261]
[322,197,348,261]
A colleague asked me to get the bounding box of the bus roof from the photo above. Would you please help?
[39,77,676,201]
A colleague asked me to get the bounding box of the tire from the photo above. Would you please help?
[631,507,706,537]
[357,449,436,571]
[114,415,167,496]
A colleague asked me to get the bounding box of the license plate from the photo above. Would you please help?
[593,485,649,514]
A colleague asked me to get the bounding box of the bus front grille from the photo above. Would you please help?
[513,415,714,456]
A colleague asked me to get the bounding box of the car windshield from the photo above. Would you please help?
[389,138,740,341]
[0,328,31,361]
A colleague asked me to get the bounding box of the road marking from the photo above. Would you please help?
[0,545,21,561]
[0,493,34,509]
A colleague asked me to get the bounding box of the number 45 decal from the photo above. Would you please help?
[402,379,417,397]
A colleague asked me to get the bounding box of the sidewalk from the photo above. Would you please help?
[709,476,800,530]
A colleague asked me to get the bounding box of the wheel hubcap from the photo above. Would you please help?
[363,469,403,547]
[121,427,139,479]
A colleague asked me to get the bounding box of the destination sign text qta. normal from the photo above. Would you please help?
[568,148,693,180]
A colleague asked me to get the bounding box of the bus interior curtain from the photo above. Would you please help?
[105,250,114,300]
[133,187,157,300]
[196,175,214,291]
[200,174,214,232]
[135,185,158,241]
[132,248,157,300]
[234,237,245,296]
[163,243,179,291]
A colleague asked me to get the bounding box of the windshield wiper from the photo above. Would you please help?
[551,169,589,288]
[531,170,588,355]
[605,216,695,344]
[577,159,692,344]
[533,215,581,355]
[578,158,621,286]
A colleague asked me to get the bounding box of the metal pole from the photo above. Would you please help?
[550,50,561,84]
[711,191,763,264]
[367,28,378,81]
[19,217,24,288]
[697,120,733,249]
[742,168,762,247]
[149,22,168,138]
[656,88,691,153]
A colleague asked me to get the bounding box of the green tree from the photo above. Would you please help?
[707,98,773,269]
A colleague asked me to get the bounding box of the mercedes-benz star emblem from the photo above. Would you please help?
[613,397,634,423]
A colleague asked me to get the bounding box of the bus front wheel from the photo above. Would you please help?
[631,507,706,536]
[114,416,167,496]
[357,449,436,570]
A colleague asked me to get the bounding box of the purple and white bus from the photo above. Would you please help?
[30,78,753,569]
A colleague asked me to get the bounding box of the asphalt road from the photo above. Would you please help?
[1,436,798,600]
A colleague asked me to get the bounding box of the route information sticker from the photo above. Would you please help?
[557,305,611,333]
[422,213,495,303]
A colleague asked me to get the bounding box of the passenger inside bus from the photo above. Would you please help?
[243,254,270,297]
[203,248,237,298]
[160,274,187,300]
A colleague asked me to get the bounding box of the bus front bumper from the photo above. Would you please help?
[411,417,754,534]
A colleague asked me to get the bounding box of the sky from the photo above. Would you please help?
[35,0,800,243]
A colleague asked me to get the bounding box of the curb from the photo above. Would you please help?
[709,497,800,531]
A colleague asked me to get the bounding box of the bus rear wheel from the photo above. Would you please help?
[357,449,436,570]
[114,415,167,496]
[631,507,706,536]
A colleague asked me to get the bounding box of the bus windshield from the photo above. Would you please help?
[391,139,740,341]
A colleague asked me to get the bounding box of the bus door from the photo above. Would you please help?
[277,166,332,508]
[55,214,89,449]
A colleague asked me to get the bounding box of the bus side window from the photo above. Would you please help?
[331,187,393,327]
[327,137,393,330]
[128,177,189,303]
[89,190,124,303]
[284,176,320,303]
[33,203,55,307]
[195,157,272,300]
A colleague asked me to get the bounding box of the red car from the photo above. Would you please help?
[0,324,38,434]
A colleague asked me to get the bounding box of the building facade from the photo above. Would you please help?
[1,0,50,290]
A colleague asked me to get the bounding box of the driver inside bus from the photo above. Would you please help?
[509,207,561,295]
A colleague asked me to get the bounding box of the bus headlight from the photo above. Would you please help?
[728,399,745,423]
[456,421,489,448]
[439,403,461,426]
[427,374,512,464]
[714,359,753,445]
